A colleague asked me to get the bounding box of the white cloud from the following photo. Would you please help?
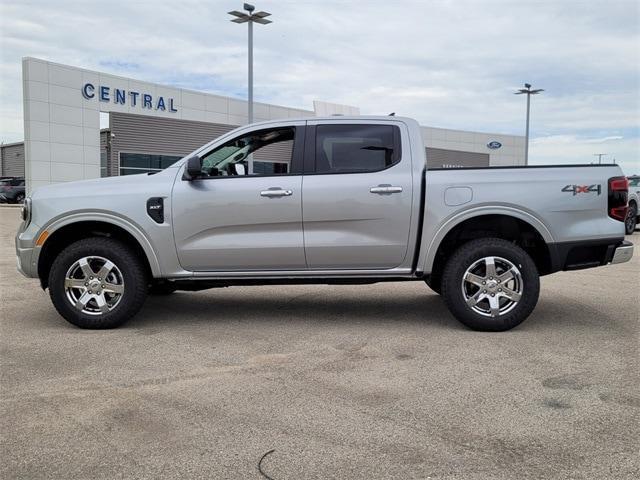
[0,0,638,172]
[530,134,639,175]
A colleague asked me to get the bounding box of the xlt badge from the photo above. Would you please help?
[146,197,164,223]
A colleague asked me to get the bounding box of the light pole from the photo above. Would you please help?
[515,83,544,165]
[228,3,272,124]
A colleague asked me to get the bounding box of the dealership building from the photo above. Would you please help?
[1,58,526,189]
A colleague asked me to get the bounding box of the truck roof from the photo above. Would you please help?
[247,115,416,126]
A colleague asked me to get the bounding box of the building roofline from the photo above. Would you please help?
[0,141,24,148]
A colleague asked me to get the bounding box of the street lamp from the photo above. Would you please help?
[515,83,544,165]
[228,3,272,124]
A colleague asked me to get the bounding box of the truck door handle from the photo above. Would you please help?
[260,188,293,198]
[370,185,403,194]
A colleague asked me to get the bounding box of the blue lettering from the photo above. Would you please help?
[143,94,152,109]
[156,96,166,111]
[99,86,110,102]
[114,88,126,105]
[169,98,177,112]
[129,91,139,106]
[82,83,95,99]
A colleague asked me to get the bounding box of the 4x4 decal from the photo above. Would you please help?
[562,184,601,196]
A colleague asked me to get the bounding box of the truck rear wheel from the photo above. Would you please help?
[48,237,148,329]
[441,238,540,331]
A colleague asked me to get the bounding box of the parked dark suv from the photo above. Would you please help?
[0,177,25,204]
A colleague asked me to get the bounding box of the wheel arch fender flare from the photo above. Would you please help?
[420,206,554,274]
[39,211,162,278]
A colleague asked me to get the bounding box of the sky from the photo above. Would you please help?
[1,0,638,174]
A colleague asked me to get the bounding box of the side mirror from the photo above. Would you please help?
[182,155,202,181]
[234,163,246,176]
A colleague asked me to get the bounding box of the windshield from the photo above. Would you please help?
[629,177,640,187]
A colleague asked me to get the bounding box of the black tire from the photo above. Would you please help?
[149,282,177,295]
[48,237,148,329]
[625,203,637,235]
[441,238,540,331]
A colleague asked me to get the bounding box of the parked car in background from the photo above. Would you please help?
[627,175,639,234]
[0,177,25,204]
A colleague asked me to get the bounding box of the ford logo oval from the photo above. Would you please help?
[487,141,502,150]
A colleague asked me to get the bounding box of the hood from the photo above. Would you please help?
[30,168,178,201]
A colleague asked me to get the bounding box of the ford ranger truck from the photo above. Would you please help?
[15,117,634,331]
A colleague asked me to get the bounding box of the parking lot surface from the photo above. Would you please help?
[1,206,638,479]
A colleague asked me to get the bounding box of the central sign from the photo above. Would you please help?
[81,83,178,112]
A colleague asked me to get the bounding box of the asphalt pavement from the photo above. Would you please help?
[1,206,638,479]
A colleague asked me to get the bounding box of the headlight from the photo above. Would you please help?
[21,197,32,224]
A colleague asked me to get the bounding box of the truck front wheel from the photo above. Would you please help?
[48,237,148,329]
[441,238,540,331]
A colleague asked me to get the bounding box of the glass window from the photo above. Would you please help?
[119,153,183,176]
[199,127,294,177]
[315,124,400,174]
[253,161,289,175]
[629,177,640,187]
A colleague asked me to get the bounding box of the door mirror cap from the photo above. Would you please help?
[182,155,202,181]
[234,163,246,176]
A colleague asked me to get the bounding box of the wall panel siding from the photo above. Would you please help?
[99,130,112,176]
[110,112,236,174]
[0,143,25,177]
[426,147,489,169]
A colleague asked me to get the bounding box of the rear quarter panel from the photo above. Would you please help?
[419,165,626,273]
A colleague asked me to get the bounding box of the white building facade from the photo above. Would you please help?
[21,57,524,192]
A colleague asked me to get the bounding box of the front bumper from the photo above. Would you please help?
[15,222,41,278]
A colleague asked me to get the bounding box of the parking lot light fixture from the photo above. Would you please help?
[515,83,544,165]
[228,3,273,124]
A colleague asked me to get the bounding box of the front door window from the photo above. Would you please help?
[199,127,294,177]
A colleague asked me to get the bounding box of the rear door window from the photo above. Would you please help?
[314,124,401,174]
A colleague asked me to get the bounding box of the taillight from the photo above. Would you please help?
[608,176,628,222]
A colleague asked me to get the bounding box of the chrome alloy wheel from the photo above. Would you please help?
[64,256,125,315]
[461,256,523,318]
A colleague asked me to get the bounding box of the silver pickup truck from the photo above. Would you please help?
[15,116,633,331]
